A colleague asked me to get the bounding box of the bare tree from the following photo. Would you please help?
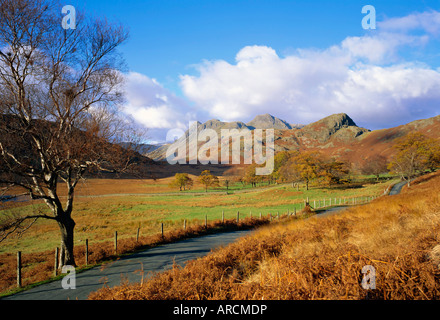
[0,0,142,268]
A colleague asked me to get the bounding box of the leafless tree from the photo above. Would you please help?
[0,0,144,268]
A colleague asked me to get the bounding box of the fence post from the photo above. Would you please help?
[161,223,164,238]
[85,239,89,266]
[54,247,59,276]
[17,251,22,288]
[259,212,262,219]
[136,227,140,242]
[237,211,240,224]
[205,214,208,229]
[114,231,118,254]
[222,210,224,224]
[184,219,187,230]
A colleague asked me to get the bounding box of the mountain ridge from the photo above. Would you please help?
[146,113,440,170]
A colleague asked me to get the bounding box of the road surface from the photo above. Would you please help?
[2,230,252,300]
[388,180,407,195]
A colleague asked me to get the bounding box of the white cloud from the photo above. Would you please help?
[123,72,195,131]
[379,10,440,35]
[179,10,440,129]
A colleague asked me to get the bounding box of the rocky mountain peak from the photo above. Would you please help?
[246,113,292,130]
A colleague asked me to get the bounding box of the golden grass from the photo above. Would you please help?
[90,172,440,300]
[0,217,268,296]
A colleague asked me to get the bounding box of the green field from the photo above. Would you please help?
[0,176,398,255]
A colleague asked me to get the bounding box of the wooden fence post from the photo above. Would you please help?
[236,211,240,224]
[136,227,140,242]
[205,214,208,229]
[184,219,187,230]
[114,231,118,254]
[54,247,59,276]
[85,239,89,266]
[161,223,164,238]
[17,251,22,288]
[222,210,224,224]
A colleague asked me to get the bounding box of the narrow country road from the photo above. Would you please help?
[2,230,251,300]
[388,180,407,195]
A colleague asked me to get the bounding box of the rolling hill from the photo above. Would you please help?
[146,113,440,173]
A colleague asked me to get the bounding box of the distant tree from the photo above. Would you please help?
[361,154,388,181]
[169,173,193,191]
[270,151,291,182]
[320,158,350,186]
[198,170,219,192]
[388,132,432,187]
[243,164,262,187]
[223,179,230,191]
[424,140,440,172]
[287,151,322,190]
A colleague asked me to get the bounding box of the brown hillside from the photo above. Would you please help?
[147,113,440,177]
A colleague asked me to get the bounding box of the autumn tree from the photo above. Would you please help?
[198,170,219,192]
[361,154,388,181]
[424,140,440,172]
[320,158,349,186]
[288,151,322,190]
[169,173,193,191]
[270,151,291,183]
[388,132,433,187]
[0,0,136,268]
[242,163,263,187]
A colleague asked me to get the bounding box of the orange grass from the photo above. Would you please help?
[90,172,440,300]
[0,217,269,296]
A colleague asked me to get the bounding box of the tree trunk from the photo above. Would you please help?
[57,215,76,269]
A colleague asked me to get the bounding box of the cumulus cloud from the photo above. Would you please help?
[180,10,440,129]
[379,10,440,35]
[123,72,195,131]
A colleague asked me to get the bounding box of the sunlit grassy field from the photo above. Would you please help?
[0,176,396,255]
[0,174,397,295]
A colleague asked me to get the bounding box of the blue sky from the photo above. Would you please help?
[69,0,440,142]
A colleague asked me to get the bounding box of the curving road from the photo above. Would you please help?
[2,230,252,300]
[388,180,407,196]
